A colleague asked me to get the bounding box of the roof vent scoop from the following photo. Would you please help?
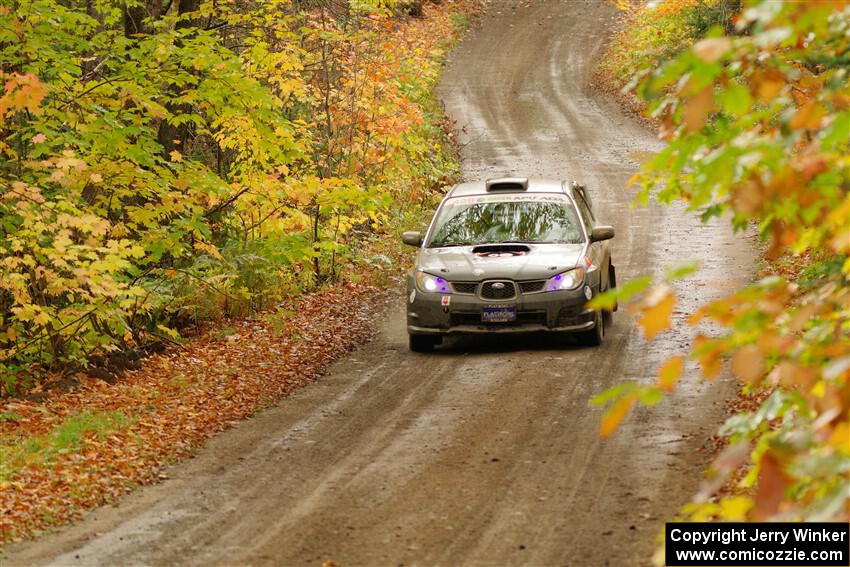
[485,177,529,192]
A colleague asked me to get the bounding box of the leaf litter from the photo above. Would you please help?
[0,281,390,545]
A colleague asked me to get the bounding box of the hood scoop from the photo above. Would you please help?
[472,244,530,257]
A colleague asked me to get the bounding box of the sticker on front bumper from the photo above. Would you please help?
[482,306,517,322]
[441,295,451,306]
[409,289,416,303]
[584,286,593,300]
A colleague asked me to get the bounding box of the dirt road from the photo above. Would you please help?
[5,1,753,565]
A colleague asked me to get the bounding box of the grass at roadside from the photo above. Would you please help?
[595,0,739,116]
[0,280,384,544]
[0,411,131,483]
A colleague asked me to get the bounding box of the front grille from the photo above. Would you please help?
[480,280,517,300]
[452,282,478,294]
[518,280,546,294]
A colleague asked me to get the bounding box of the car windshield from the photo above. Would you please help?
[427,193,584,247]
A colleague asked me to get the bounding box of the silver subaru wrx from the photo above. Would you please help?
[401,177,616,352]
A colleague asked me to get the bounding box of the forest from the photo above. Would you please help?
[1,0,463,393]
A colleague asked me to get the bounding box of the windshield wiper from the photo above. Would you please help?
[429,242,469,248]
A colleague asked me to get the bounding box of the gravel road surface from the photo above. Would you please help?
[5,1,753,565]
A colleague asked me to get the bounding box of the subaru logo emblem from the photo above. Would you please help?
[492,282,505,289]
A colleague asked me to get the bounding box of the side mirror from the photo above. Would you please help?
[590,225,615,242]
[401,231,423,247]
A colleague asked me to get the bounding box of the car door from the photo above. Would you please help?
[573,191,609,292]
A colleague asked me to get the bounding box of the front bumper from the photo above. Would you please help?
[406,283,598,336]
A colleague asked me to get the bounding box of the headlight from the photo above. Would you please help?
[545,267,585,291]
[415,272,451,293]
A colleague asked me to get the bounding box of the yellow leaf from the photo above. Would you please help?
[89,173,103,183]
[828,422,850,453]
[657,355,685,392]
[720,496,752,520]
[599,393,637,438]
[33,311,51,326]
[169,150,183,163]
[194,240,223,260]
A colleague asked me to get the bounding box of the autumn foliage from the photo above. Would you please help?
[0,281,381,543]
[594,0,849,533]
[0,0,468,393]
[0,0,480,543]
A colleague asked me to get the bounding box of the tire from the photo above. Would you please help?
[609,262,618,313]
[603,307,614,327]
[603,265,615,327]
[409,334,437,352]
[578,309,604,347]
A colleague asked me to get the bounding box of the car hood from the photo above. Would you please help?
[416,243,586,281]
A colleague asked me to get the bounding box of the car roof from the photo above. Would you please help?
[447,178,568,198]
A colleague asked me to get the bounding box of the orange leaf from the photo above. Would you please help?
[730,178,764,215]
[694,334,723,379]
[657,355,685,392]
[773,361,817,389]
[635,287,676,340]
[731,345,764,384]
[683,87,714,133]
[750,452,790,521]
[687,305,707,326]
[789,102,826,129]
[693,38,730,63]
[752,68,786,103]
[599,394,637,438]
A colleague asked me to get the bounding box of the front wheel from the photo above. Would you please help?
[409,334,438,352]
[577,309,604,347]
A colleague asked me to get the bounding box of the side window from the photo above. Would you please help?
[574,195,594,234]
